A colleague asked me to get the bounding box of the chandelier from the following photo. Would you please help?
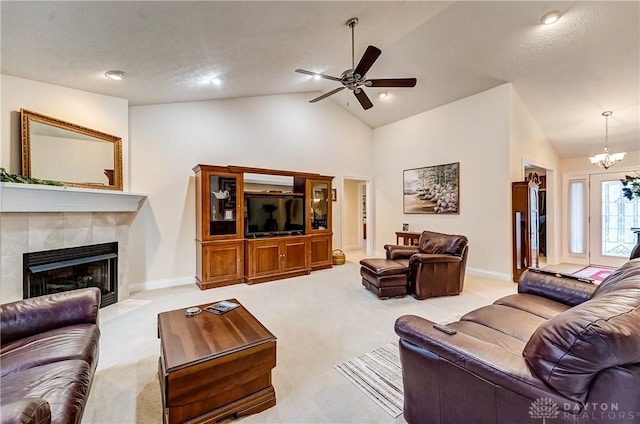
[589,111,626,170]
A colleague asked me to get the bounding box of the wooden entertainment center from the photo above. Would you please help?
[194,164,333,289]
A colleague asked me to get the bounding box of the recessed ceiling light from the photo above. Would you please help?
[313,74,322,81]
[541,10,562,25]
[379,92,389,100]
[104,70,124,81]
[210,78,222,86]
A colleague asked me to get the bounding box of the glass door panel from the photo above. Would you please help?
[310,182,328,230]
[209,175,237,237]
[589,173,640,267]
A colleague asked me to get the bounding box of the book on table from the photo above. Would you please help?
[205,300,240,315]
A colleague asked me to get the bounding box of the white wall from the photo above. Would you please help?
[128,93,373,288]
[0,75,129,188]
[342,179,360,249]
[372,84,512,279]
[509,87,560,264]
[508,88,559,181]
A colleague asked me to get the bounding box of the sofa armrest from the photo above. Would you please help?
[518,268,596,306]
[408,253,461,265]
[0,287,100,345]
[0,398,51,424]
[394,315,578,407]
[384,244,418,260]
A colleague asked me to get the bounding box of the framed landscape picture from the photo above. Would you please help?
[403,162,459,214]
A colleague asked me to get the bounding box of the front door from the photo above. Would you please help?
[589,172,640,267]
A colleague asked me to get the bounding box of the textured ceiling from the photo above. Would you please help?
[1,1,639,159]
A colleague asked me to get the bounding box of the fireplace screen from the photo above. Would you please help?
[23,242,118,307]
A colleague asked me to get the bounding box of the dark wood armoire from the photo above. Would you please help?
[512,177,540,282]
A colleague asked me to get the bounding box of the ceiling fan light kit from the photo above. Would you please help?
[295,17,417,110]
[104,70,124,81]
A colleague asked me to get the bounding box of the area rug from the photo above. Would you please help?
[335,342,403,418]
[572,266,615,282]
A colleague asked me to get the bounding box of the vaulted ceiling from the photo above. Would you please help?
[2,1,638,158]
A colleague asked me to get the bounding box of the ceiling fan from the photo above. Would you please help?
[296,17,417,110]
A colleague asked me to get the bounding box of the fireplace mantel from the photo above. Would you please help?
[0,182,147,213]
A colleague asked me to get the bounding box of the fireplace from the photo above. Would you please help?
[23,242,118,307]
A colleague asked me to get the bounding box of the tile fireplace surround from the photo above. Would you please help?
[0,183,146,303]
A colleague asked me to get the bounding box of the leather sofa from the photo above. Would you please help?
[384,230,469,299]
[0,288,101,424]
[395,259,640,424]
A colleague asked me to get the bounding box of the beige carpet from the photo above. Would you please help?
[83,260,516,423]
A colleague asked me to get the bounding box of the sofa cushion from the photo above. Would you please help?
[461,304,548,343]
[418,231,468,256]
[494,293,571,320]
[523,275,640,403]
[0,324,99,377]
[448,321,528,356]
[0,360,93,424]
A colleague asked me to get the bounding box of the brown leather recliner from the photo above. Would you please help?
[395,259,640,424]
[385,231,468,299]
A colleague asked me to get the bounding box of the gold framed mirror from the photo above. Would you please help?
[21,109,123,190]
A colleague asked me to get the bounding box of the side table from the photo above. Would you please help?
[395,231,420,246]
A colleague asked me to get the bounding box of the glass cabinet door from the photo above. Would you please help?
[209,174,238,237]
[310,181,329,230]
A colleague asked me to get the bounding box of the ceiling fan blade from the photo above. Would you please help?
[353,88,373,110]
[353,45,382,79]
[295,69,341,82]
[366,78,417,88]
[309,86,346,103]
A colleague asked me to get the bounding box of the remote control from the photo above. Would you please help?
[433,323,457,335]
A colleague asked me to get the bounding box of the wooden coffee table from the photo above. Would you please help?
[157,299,276,424]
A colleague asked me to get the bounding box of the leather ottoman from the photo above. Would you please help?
[359,258,408,299]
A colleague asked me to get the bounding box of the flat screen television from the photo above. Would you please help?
[245,194,305,237]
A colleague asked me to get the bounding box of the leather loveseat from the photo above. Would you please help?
[395,259,640,424]
[0,288,101,424]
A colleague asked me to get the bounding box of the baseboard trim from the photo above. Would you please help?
[343,244,361,251]
[130,276,195,293]
[129,267,511,293]
[466,267,511,282]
